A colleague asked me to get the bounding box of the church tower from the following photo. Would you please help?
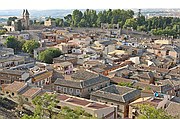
[23,9,30,30]
[22,9,25,19]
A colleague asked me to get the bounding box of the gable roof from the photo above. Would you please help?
[54,72,110,88]
[91,85,141,103]
[32,70,53,82]
[0,69,25,76]
[56,62,73,67]
[4,81,27,93]
[71,70,98,81]
[58,94,114,110]
[22,87,42,98]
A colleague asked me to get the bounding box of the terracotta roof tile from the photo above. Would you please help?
[66,97,89,106]
[87,103,108,109]
[4,81,26,93]
[22,87,41,98]
[58,94,112,110]
[58,95,70,101]
[32,71,52,82]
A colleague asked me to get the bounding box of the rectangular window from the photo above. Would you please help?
[69,88,73,93]
[56,86,62,91]
[76,89,80,95]
[63,87,67,93]
[88,88,91,92]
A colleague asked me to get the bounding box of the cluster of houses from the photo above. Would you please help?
[0,11,180,119]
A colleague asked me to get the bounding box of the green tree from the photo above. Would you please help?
[118,82,133,88]
[89,9,98,27]
[7,17,17,26]
[62,9,135,28]
[0,29,6,35]
[55,18,64,27]
[21,114,35,119]
[137,16,146,26]
[72,9,83,27]
[83,9,91,27]
[123,18,137,29]
[78,18,86,27]
[22,40,40,54]
[4,36,24,53]
[83,9,98,27]
[15,20,22,31]
[52,106,94,119]
[64,14,72,27]
[137,104,173,119]
[32,93,58,119]
[106,9,112,24]
[18,39,26,50]
[38,48,62,64]
[21,94,58,119]
[137,25,147,31]
[21,94,95,119]
[96,11,106,27]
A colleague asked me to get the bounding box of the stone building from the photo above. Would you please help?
[0,69,29,84]
[4,9,30,31]
[57,94,118,119]
[44,19,56,27]
[54,70,110,98]
[90,85,141,118]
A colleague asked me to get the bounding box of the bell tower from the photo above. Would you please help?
[24,9,30,30]
[22,9,25,19]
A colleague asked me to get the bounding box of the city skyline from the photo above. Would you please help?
[1,0,180,10]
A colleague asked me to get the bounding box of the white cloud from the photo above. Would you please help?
[0,0,180,10]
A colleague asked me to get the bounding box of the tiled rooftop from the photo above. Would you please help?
[66,97,90,106]
[71,70,98,80]
[165,101,180,117]
[22,87,41,98]
[0,69,25,75]
[84,61,101,65]
[87,102,108,109]
[91,85,141,103]
[32,71,52,82]
[57,62,72,67]
[130,97,163,107]
[4,81,26,92]
[58,94,111,110]
[58,95,69,101]
[102,85,134,95]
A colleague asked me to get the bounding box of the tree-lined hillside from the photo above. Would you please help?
[50,9,180,38]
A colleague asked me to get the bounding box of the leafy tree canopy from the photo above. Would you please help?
[4,36,25,53]
[21,94,95,119]
[38,48,62,64]
[22,40,40,54]
[123,18,138,29]
[7,16,18,26]
[0,29,6,35]
[137,104,174,119]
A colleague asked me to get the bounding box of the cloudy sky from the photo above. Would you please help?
[1,0,180,10]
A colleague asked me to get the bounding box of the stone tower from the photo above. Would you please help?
[22,9,30,30]
[22,9,25,19]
